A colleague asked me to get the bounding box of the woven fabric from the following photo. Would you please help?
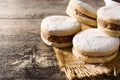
[54,47,120,80]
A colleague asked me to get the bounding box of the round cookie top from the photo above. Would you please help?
[73,0,96,12]
[73,28,119,55]
[41,15,81,36]
[97,6,120,24]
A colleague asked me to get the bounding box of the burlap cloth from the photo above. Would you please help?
[54,47,120,80]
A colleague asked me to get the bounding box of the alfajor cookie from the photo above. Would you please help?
[41,15,81,48]
[104,0,120,6]
[66,0,97,27]
[97,6,120,36]
[72,28,119,63]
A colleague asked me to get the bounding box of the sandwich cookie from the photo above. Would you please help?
[66,0,97,27]
[104,0,120,6]
[41,15,81,48]
[72,29,119,63]
[97,6,120,36]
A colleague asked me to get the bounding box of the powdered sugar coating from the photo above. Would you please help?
[97,6,120,24]
[72,0,96,14]
[73,29,119,53]
[41,15,80,36]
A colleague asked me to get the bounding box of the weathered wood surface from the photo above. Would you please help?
[0,0,69,19]
[0,0,70,79]
[0,0,104,19]
[0,19,66,80]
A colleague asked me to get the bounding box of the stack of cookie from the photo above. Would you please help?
[41,0,120,64]
[72,0,120,63]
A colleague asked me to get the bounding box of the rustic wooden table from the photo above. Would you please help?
[0,0,70,79]
[0,0,111,80]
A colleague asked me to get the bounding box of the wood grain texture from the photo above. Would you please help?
[0,0,70,79]
[0,0,104,19]
[0,19,66,80]
[0,0,69,19]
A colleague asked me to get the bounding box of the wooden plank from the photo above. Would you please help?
[0,0,69,19]
[0,19,66,80]
[0,0,104,19]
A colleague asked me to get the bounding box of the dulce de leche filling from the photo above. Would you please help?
[81,50,118,58]
[75,9,96,20]
[42,32,74,44]
[98,18,120,30]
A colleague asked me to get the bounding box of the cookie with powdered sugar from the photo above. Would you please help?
[66,0,97,27]
[72,28,119,63]
[41,15,81,48]
[97,6,120,36]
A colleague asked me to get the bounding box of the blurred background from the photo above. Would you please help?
[0,0,104,19]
